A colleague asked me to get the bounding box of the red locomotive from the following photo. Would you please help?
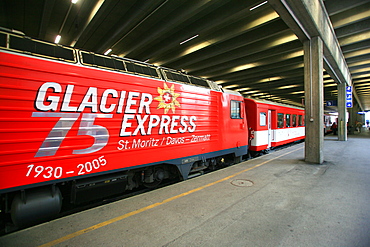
[0,31,304,228]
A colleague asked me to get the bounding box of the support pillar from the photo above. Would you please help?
[304,36,324,164]
[337,83,348,141]
[348,106,355,128]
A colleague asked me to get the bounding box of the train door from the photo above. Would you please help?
[267,110,272,148]
[228,97,248,161]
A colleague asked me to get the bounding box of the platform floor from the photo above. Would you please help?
[1,130,370,247]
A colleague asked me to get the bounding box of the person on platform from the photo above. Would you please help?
[331,122,337,135]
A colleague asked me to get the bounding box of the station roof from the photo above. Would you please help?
[1,0,369,111]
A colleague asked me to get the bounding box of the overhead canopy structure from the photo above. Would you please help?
[0,0,369,111]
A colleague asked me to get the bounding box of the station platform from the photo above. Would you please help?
[1,131,369,247]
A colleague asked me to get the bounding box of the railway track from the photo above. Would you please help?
[0,140,303,236]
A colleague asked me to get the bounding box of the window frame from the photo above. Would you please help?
[260,112,267,126]
[292,114,297,127]
[298,115,303,126]
[277,113,284,128]
[286,114,291,128]
[230,100,242,119]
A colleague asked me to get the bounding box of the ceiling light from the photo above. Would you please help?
[251,93,265,96]
[355,82,370,86]
[324,83,338,87]
[249,1,268,11]
[104,49,112,55]
[215,80,228,84]
[242,90,260,94]
[242,11,279,32]
[180,35,199,45]
[285,50,304,59]
[258,76,283,83]
[237,87,251,91]
[344,48,370,59]
[229,63,258,73]
[223,84,239,89]
[181,40,213,56]
[347,60,370,67]
[352,73,370,79]
[55,35,61,44]
[351,67,370,74]
[324,79,335,83]
[72,0,78,4]
[277,85,298,89]
[270,34,299,47]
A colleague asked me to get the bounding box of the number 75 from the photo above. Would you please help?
[32,112,113,157]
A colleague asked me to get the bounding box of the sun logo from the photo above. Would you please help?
[154,83,181,113]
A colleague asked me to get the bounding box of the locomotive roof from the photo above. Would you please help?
[0,30,226,93]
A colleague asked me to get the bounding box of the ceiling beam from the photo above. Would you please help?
[269,0,351,84]
[269,0,364,111]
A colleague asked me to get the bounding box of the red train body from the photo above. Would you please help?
[244,98,305,153]
[0,31,304,228]
[0,50,248,193]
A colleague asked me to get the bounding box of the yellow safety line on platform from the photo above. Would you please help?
[39,146,303,247]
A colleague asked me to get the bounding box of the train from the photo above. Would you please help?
[245,98,305,156]
[0,30,305,229]
[323,113,337,134]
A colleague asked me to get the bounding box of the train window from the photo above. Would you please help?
[148,66,160,77]
[164,71,190,84]
[113,59,125,70]
[286,114,291,127]
[10,35,76,62]
[260,112,267,126]
[81,52,95,65]
[126,62,160,78]
[35,41,57,58]
[0,32,6,47]
[81,52,123,70]
[95,55,113,68]
[230,100,242,119]
[277,113,284,128]
[10,35,35,53]
[54,46,75,61]
[190,77,210,88]
[298,115,303,126]
[292,114,297,127]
